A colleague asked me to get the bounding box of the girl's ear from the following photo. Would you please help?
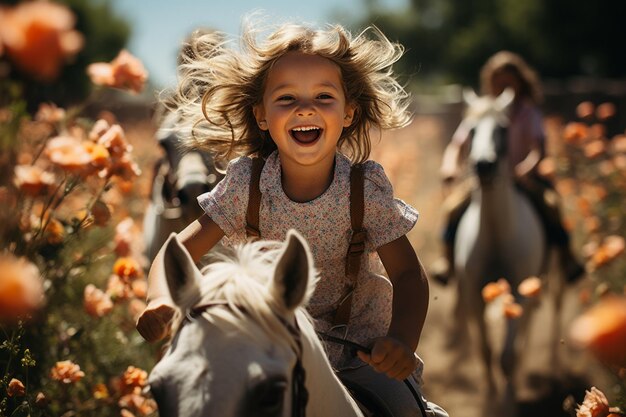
[343,103,356,128]
[253,105,268,131]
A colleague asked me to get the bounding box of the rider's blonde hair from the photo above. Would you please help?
[168,18,412,164]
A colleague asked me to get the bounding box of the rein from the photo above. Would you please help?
[185,301,308,417]
[316,331,430,417]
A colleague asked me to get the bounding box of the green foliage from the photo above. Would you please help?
[353,0,626,87]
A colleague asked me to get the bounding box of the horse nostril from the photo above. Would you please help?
[475,160,497,177]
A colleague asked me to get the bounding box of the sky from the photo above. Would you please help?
[110,0,408,89]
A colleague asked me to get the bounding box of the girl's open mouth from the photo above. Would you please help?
[290,126,322,145]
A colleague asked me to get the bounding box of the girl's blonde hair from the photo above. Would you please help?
[168,20,412,164]
[479,50,543,104]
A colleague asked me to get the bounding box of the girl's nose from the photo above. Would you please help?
[297,101,315,116]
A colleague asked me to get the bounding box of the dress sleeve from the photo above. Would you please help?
[197,156,251,238]
[361,160,419,250]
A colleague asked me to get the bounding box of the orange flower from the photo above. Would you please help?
[14,165,56,197]
[518,276,542,298]
[131,280,147,299]
[114,217,136,257]
[563,122,589,144]
[612,134,626,153]
[537,157,556,180]
[45,135,93,173]
[482,278,510,303]
[113,257,142,281]
[596,102,616,121]
[122,366,148,390]
[591,235,625,269]
[7,378,26,397]
[35,102,65,124]
[44,217,65,244]
[0,1,84,81]
[83,142,111,170]
[583,140,606,159]
[0,254,44,323]
[50,360,85,384]
[119,387,157,416]
[576,101,595,120]
[89,119,111,141]
[83,284,113,318]
[35,392,47,407]
[503,300,523,319]
[92,383,110,400]
[570,295,626,367]
[576,386,610,417]
[87,49,148,93]
[106,274,132,301]
[120,410,136,417]
[106,154,142,181]
[128,299,146,322]
[97,124,130,158]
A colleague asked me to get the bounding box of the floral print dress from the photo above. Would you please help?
[198,150,419,370]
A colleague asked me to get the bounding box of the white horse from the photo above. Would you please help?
[452,89,548,392]
[148,230,364,417]
[142,120,223,262]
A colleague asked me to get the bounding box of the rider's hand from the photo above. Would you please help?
[357,336,418,380]
[136,299,175,343]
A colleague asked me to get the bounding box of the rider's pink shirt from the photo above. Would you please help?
[198,151,419,369]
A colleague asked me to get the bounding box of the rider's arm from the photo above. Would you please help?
[378,235,429,352]
[357,235,429,380]
[139,214,224,342]
[440,119,472,181]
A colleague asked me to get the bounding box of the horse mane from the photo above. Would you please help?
[169,239,319,351]
[464,95,510,126]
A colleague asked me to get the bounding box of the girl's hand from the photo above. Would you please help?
[357,336,419,380]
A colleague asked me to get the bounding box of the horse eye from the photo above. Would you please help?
[253,376,287,415]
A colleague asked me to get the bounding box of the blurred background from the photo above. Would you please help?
[1,0,625,416]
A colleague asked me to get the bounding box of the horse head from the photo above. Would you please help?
[463,88,515,185]
[147,231,362,417]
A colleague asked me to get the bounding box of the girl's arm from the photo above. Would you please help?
[137,213,224,341]
[357,234,429,380]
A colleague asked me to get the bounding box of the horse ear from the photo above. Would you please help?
[495,88,515,112]
[272,229,313,310]
[162,233,202,309]
[463,88,479,105]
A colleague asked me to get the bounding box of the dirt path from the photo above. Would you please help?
[371,116,610,417]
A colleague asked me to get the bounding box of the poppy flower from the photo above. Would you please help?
[87,49,148,93]
[0,1,83,81]
[50,360,85,384]
[0,254,44,323]
[576,386,610,417]
[7,378,26,397]
[45,135,93,173]
[570,295,626,367]
[518,276,542,298]
[83,284,113,318]
[113,257,142,281]
[14,165,56,197]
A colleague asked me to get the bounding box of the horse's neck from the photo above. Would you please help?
[472,169,519,242]
[297,312,363,417]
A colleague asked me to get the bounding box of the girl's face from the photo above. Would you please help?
[490,68,521,97]
[254,52,355,171]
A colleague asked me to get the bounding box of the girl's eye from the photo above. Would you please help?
[277,96,294,102]
[317,94,333,100]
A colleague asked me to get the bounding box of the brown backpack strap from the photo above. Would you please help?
[246,157,265,239]
[333,163,366,327]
